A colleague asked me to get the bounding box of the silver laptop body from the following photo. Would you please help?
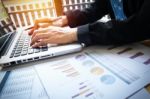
[0,0,83,67]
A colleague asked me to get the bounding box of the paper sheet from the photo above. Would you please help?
[0,67,49,99]
[128,88,150,99]
[34,43,150,99]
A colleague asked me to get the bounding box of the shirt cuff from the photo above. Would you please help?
[77,24,92,46]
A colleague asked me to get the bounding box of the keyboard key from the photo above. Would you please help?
[21,51,28,56]
[34,48,40,53]
[14,53,20,57]
[10,32,50,57]
[10,54,14,58]
[15,51,21,54]
[23,46,28,49]
[41,46,48,52]
[28,48,34,54]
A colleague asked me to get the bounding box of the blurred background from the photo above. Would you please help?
[2,0,95,28]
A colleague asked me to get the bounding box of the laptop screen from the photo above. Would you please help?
[0,0,16,52]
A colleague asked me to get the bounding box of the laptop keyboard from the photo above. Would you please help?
[10,31,48,58]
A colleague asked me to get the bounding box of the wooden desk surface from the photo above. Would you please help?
[142,40,150,47]
[146,84,150,93]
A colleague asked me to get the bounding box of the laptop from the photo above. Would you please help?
[0,0,83,67]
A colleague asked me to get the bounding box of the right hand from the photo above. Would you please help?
[28,16,68,35]
[30,26,78,47]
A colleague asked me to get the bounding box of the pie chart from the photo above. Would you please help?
[82,60,94,67]
[90,67,104,75]
[100,75,116,85]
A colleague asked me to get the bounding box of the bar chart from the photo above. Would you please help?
[107,44,150,65]
[117,47,133,55]
[71,81,104,99]
[50,60,80,78]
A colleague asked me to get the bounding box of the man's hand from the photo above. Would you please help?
[28,16,68,35]
[30,26,78,48]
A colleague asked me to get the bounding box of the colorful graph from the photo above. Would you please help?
[71,81,103,99]
[86,53,140,84]
[107,45,121,50]
[117,47,133,54]
[100,75,116,85]
[90,67,104,75]
[130,52,144,59]
[107,45,150,65]
[144,58,150,65]
[51,61,80,77]
[82,60,95,67]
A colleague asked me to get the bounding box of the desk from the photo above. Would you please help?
[0,43,150,99]
[142,40,150,47]
[146,85,150,93]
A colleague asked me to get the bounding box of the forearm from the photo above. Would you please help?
[76,19,150,46]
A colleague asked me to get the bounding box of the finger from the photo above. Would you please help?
[34,18,51,25]
[31,33,49,46]
[38,23,52,28]
[29,17,62,35]
[29,18,51,35]
[31,28,51,38]
[32,39,48,48]
[28,23,40,35]
[52,20,63,27]
[28,28,34,35]
[34,17,62,26]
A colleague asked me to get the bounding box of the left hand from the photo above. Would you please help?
[30,26,78,48]
[28,16,68,35]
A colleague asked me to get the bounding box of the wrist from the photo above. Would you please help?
[62,16,68,26]
[69,28,78,42]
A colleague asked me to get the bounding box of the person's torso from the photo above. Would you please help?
[108,0,144,19]
[123,0,144,17]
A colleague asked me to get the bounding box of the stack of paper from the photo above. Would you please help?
[33,43,150,99]
[0,43,150,99]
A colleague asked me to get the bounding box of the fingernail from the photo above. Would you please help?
[32,44,36,48]
[30,42,33,46]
